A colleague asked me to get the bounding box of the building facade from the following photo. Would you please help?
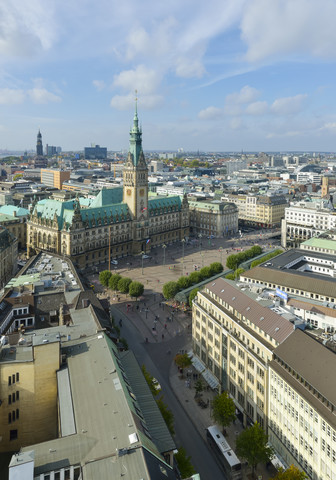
[192,278,294,429]
[36,130,43,156]
[188,200,238,238]
[0,227,18,288]
[281,200,336,248]
[269,329,336,480]
[222,193,287,228]
[84,144,107,159]
[40,169,71,190]
[27,106,189,267]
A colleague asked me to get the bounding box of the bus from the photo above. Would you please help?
[206,425,242,480]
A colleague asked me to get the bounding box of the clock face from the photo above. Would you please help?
[127,189,132,196]
[140,189,144,197]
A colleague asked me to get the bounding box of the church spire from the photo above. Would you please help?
[129,90,142,166]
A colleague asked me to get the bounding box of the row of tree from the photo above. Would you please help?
[226,245,262,270]
[162,262,224,300]
[99,270,144,298]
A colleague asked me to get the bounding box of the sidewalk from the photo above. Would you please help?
[169,355,277,480]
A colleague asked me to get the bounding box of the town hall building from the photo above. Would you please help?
[27,105,189,269]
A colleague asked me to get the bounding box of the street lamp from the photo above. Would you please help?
[181,238,186,272]
[219,247,223,266]
[141,251,145,275]
[162,244,167,266]
[199,233,202,253]
[200,252,204,269]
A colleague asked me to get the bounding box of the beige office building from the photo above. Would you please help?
[192,278,294,429]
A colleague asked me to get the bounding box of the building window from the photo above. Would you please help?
[9,429,17,441]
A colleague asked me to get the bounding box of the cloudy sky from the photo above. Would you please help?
[1,0,336,152]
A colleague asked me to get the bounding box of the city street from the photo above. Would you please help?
[88,230,281,479]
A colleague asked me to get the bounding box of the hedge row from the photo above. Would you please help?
[162,262,224,300]
[226,245,262,270]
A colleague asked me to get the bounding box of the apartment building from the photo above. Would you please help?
[40,169,71,190]
[222,193,287,228]
[269,329,336,480]
[281,200,336,248]
[0,227,17,289]
[188,200,238,237]
[192,278,294,429]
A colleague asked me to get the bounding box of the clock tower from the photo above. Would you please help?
[123,99,148,221]
[123,98,149,253]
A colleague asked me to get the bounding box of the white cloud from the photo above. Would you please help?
[198,106,222,120]
[320,122,336,133]
[271,94,307,115]
[0,88,25,104]
[245,101,268,115]
[223,104,243,116]
[93,80,106,91]
[241,0,336,62]
[112,65,161,96]
[175,52,206,78]
[0,1,58,58]
[229,117,244,130]
[28,88,61,104]
[225,85,261,105]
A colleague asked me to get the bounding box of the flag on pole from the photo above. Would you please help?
[146,239,150,244]
[142,207,147,212]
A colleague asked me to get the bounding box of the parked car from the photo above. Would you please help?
[111,260,118,265]
[142,255,151,259]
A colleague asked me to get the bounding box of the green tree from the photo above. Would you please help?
[189,287,199,307]
[250,245,262,256]
[109,274,122,290]
[128,281,144,298]
[209,262,223,274]
[175,447,196,478]
[177,276,191,290]
[99,270,112,287]
[226,254,239,270]
[236,422,274,479]
[190,159,200,168]
[194,379,204,398]
[117,277,132,293]
[271,465,308,480]
[188,271,202,285]
[156,396,175,435]
[174,353,192,376]
[234,267,245,278]
[199,266,212,279]
[225,273,235,280]
[162,281,180,299]
[212,391,236,435]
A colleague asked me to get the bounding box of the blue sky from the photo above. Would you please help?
[1,0,336,152]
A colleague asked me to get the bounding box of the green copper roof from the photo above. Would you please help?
[129,101,143,166]
[148,195,182,214]
[89,187,123,207]
[301,237,336,251]
[0,205,30,217]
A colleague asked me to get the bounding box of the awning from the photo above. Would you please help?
[201,369,219,389]
[191,356,206,373]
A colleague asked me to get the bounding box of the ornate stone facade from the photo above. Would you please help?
[27,107,189,268]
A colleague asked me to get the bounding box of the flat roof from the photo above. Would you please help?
[271,329,336,425]
[301,237,336,251]
[202,278,295,345]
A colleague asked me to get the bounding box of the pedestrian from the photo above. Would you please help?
[164,323,167,329]
[162,333,164,340]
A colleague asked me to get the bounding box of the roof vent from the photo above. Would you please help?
[260,316,264,321]
[232,296,236,300]
[246,307,250,311]
[275,327,280,332]
[212,282,216,286]
[221,289,225,293]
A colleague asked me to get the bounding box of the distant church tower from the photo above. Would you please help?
[123,96,149,253]
[36,129,43,156]
[123,98,148,220]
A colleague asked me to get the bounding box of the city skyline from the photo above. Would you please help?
[1,0,336,152]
